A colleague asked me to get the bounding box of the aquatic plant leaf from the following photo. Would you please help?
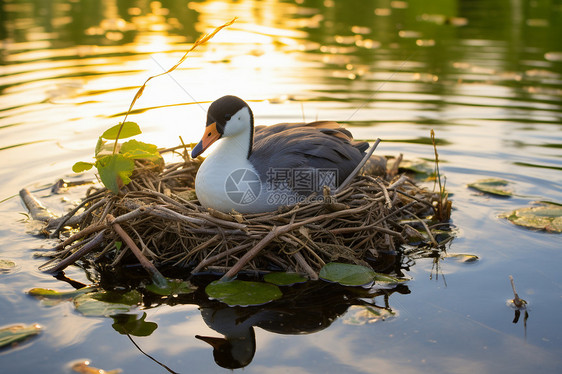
[120,139,161,161]
[96,154,135,194]
[0,259,16,273]
[101,122,141,140]
[72,161,94,173]
[398,159,435,177]
[145,278,196,296]
[500,203,562,233]
[468,178,512,196]
[343,305,396,325]
[264,272,307,286]
[71,360,122,374]
[27,286,97,299]
[111,312,158,337]
[73,290,141,317]
[373,273,408,284]
[0,324,42,349]
[206,280,282,306]
[319,262,376,286]
[445,253,479,263]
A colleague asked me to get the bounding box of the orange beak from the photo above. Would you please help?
[192,122,221,158]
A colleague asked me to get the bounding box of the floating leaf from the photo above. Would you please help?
[71,360,122,374]
[444,253,479,263]
[319,262,376,286]
[500,203,562,233]
[343,305,396,325]
[111,312,158,337]
[468,178,512,197]
[27,286,97,304]
[72,161,94,173]
[373,273,407,284]
[398,159,435,178]
[206,280,282,306]
[73,290,141,317]
[319,262,405,286]
[101,122,141,140]
[0,324,42,349]
[145,279,196,296]
[264,272,307,286]
[96,154,135,194]
[0,259,16,273]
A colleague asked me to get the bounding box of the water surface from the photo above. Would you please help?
[1,0,561,373]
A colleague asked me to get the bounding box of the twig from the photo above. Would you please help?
[336,138,381,194]
[222,225,294,280]
[107,214,167,287]
[292,251,318,280]
[39,230,106,273]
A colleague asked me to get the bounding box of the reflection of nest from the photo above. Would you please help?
[39,146,451,279]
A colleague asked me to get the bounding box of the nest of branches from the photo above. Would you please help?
[37,146,451,280]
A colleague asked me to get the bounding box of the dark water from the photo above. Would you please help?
[1,0,561,373]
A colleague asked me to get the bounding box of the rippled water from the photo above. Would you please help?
[1,1,561,373]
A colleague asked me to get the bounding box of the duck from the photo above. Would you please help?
[191,95,369,213]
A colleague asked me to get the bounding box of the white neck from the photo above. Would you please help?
[211,127,252,162]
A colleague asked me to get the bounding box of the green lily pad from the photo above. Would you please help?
[319,262,376,286]
[319,262,406,286]
[398,159,435,178]
[343,305,396,325]
[27,286,97,298]
[27,286,98,306]
[373,273,408,284]
[444,253,479,263]
[0,259,16,273]
[111,312,158,337]
[206,280,282,306]
[468,178,512,197]
[145,279,196,296]
[0,324,42,349]
[264,272,308,286]
[73,290,142,317]
[500,203,562,233]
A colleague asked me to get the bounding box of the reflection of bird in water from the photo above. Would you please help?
[196,306,256,369]
[194,281,410,369]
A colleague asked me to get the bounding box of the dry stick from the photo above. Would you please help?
[335,138,381,194]
[51,223,106,252]
[191,243,252,273]
[47,193,106,235]
[375,178,392,209]
[19,188,56,222]
[292,251,319,280]
[106,214,167,287]
[39,230,106,273]
[410,213,438,247]
[222,225,292,280]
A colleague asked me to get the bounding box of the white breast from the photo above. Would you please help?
[195,135,298,213]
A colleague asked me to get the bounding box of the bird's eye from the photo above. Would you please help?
[224,114,232,121]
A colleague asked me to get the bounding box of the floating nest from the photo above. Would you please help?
[35,145,451,280]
